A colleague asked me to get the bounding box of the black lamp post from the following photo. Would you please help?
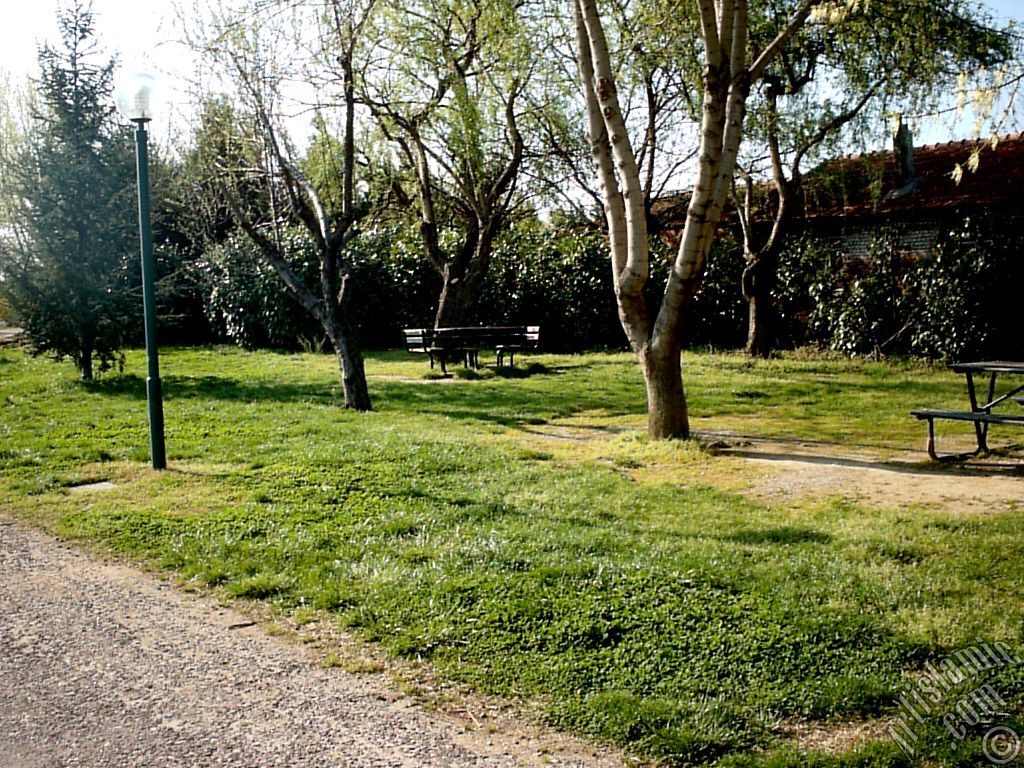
[117,73,166,470]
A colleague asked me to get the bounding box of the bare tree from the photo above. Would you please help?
[361,0,526,328]
[186,0,377,409]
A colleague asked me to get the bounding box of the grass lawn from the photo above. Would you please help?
[1,346,1022,766]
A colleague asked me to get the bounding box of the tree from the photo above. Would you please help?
[576,0,822,438]
[574,0,1016,437]
[185,0,377,409]
[735,0,1015,356]
[361,0,528,328]
[0,2,136,380]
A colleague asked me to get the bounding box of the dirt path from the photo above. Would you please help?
[521,421,1024,516]
[0,517,629,768]
[707,432,1024,515]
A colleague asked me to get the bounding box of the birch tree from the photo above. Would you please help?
[574,0,1016,436]
[575,0,819,438]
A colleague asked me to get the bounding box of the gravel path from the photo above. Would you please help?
[0,517,628,768]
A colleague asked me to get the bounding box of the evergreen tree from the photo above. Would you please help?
[0,1,136,380]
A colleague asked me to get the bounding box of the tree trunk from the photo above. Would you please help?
[77,346,94,381]
[324,314,371,411]
[745,290,771,357]
[434,266,473,328]
[639,342,688,439]
[433,240,491,328]
[742,251,777,358]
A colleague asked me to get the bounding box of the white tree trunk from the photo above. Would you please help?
[575,0,820,439]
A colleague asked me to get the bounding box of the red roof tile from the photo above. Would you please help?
[804,133,1024,220]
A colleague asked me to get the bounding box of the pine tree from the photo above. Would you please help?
[0,1,136,380]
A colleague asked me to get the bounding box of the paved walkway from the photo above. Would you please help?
[0,518,626,768]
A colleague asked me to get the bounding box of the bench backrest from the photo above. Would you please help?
[402,327,434,352]
[403,325,540,351]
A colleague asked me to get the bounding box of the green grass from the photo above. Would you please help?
[1,346,1021,766]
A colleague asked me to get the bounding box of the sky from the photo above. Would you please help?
[0,0,195,141]
[1,0,1022,146]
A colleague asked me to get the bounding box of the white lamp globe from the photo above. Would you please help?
[116,72,157,122]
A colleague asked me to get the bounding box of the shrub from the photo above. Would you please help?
[192,232,321,350]
[682,234,748,349]
[908,214,1024,361]
[798,215,1024,361]
[476,219,626,351]
[817,229,919,357]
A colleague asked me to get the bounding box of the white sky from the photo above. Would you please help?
[1,0,1022,147]
[0,1,194,141]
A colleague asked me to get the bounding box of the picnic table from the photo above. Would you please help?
[402,325,540,374]
[912,361,1024,460]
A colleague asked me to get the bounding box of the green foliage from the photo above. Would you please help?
[346,225,443,347]
[193,216,625,352]
[817,231,918,358]
[909,215,1024,361]
[774,236,840,349]
[682,235,748,349]
[0,2,137,379]
[476,219,625,351]
[791,217,1024,360]
[193,231,321,349]
[192,223,440,350]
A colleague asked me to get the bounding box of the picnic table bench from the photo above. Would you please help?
[402,325,540,374]
[912,361,1024,460]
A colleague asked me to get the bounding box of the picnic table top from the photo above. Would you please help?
[951,361,1024,374]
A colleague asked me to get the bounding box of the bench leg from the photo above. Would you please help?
[925,417,938,462]
[921,416,986,462]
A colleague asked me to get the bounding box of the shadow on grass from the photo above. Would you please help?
[83,373,345,406]
[81,364,643,431]
[721,527,833,546]
[723,446,1024,478]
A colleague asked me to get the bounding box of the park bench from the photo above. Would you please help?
[912,361,1024,460]
[402,325,540,374]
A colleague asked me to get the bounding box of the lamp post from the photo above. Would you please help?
[117,73,166,470]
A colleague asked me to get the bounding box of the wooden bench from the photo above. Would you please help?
[911,408,1024,461]
[402,326,540,374]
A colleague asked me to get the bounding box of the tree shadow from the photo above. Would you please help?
[78,362,642,432]
[82,373,344,406]
[720,527,833,546]
[371,377,642,429]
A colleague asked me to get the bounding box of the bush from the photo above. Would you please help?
[192,232,322,350]
[682,234,748,349]
[192,225,441,351]
[798,216,1024,361]
[908,214,1024,361]
[477,220,626,351]
[816,229,919,357]
[189,211,1023,361]
[346,225,441,348]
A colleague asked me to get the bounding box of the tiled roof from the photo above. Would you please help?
[803,132,1024,220]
